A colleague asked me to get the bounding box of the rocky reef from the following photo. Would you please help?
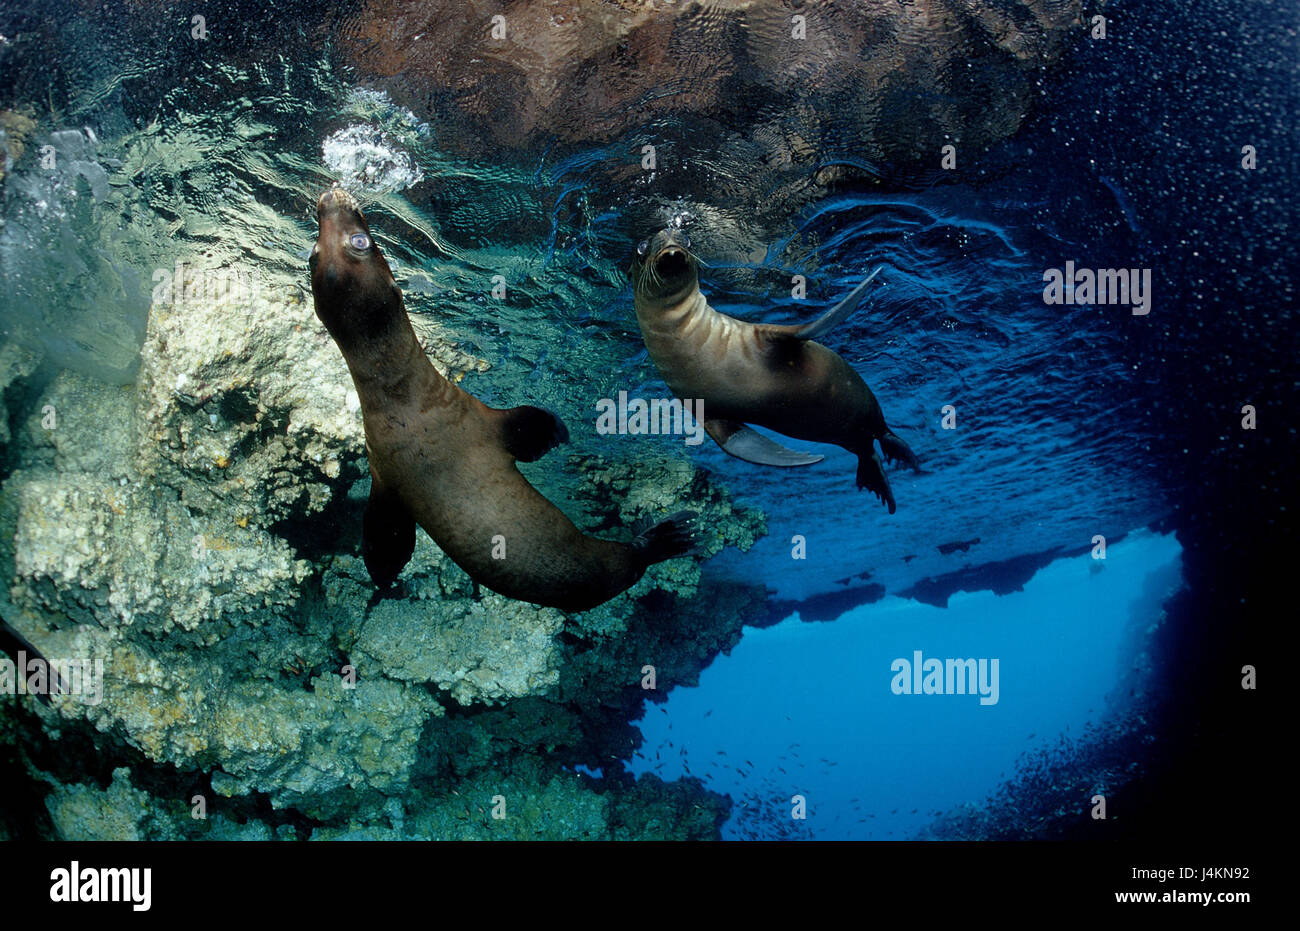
[0,275,765,839]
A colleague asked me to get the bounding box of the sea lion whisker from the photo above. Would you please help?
[645,263,664,291]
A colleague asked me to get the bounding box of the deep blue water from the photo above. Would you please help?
[631,531,1181,839]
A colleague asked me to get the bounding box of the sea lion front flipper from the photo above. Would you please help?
[362,471,416,590]
[786,266,882,340]
[495,405,570,462]
[704,419,825,467]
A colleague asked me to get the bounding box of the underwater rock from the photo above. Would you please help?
[0,109,37,185]
[45,766,153,841]
[318,531,564,707]
[606,773,732,841]
[5,368,311,634]
[43,765,297,841]
[0,340,41,452]
[66,625,441,813]
[1,263,768,837]
[1,280,492,634]
[307,764,729,841]
[573,454,766,596]
[134,283,485,525]
[134,286,363,522]
[18,368,134,477]
[7,469,310,633]
[355,586,564,706]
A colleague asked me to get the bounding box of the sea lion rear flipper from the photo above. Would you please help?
[363,472,416,590]
[856,449,897,514]
[787,266,882,340]
[879,429,923,473]
[495,405,570,462]
[704,419,825,467]
[632,510,698,564]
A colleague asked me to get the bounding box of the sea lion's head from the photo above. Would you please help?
[310,187,402,344]
[631,228,699,305]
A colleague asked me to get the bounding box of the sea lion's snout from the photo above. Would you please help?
[317,186,361,218]
[654,246,689,278]
[633,228,697,300]
[310,187,400,342]
[312,186,376,266]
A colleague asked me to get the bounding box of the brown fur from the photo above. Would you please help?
[311,189,682,610]
[631,228,919,511]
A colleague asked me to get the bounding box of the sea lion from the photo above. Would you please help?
[310,188,693,611]
[631,228,921,513]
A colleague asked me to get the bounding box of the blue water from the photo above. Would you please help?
[631,531,1181,839]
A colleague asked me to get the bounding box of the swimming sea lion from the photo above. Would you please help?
[310,188,693,611]
[631,228,921,513]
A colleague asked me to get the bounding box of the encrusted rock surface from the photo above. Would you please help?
[0,277,766,838]
[0,340,41,451]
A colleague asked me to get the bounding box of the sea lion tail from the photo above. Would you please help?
[632,510,698,565]
[879,429,922,473]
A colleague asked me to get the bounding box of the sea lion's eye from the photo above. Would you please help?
[637,240,648,257]
[350,232,372,250]
[681,233,691,249]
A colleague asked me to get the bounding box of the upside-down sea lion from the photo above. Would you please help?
[310,188,693,611]
[631,228,921,513]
